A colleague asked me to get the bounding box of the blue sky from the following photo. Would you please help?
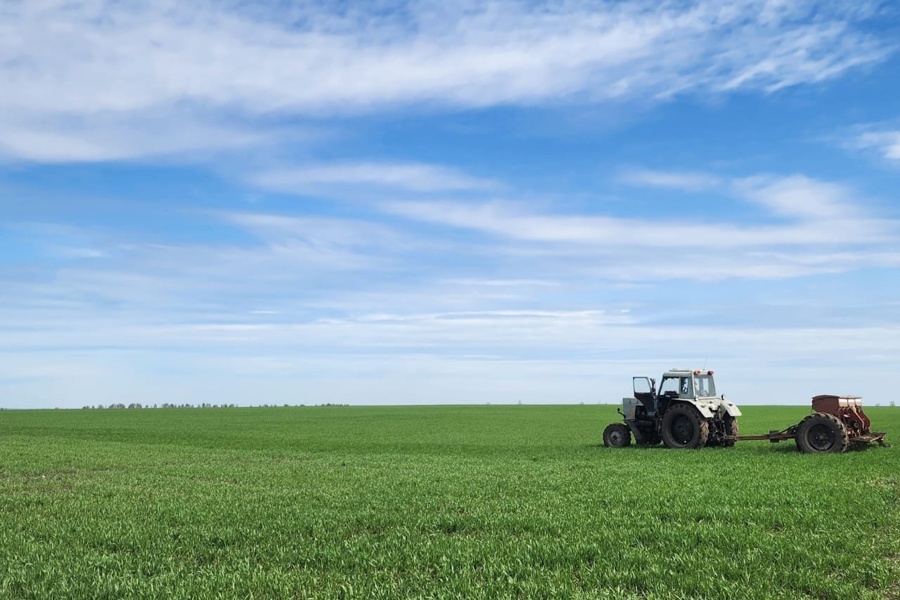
[2,0,900,408]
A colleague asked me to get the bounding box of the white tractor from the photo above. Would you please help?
[603,369,741,449]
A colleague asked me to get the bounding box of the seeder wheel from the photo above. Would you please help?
[795,413,850,454]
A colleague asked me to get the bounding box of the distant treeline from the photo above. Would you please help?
[80,403,349,409]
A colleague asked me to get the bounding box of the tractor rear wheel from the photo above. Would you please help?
[795,413,849,454]
[661,404,709,449]
[603,423,631,448]
[722,415,739,448]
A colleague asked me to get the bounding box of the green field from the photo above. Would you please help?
[1,405,897,599]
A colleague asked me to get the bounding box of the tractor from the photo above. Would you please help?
[602,369,741,449]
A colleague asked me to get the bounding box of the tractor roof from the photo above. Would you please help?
[663,369,715,377]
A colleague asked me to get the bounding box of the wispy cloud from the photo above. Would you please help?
[374,171,900,282]
[0,0,892,162]
[383,173,892,249]
[250,162,499,194]
[735,174,856,220]
[853,128,900,163]
[441,279,561,288]
[618,168,723,191]
[620,169,878,225]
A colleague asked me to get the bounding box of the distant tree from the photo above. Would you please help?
[891,400,896,408]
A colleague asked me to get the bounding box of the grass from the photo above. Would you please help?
[0,405,897,599]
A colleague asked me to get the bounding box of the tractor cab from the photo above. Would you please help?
[668,371,715,398]
[631,369,717,415]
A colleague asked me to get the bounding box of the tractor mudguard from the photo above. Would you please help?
[684,401,715,419]
[719,401,742,417]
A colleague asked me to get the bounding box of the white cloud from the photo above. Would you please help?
[618,168,723,191]
[716,22,887,93]
[250,162,499,194]
[442,278,561,288]
[734,174,856,220]
[620,170,862,223]
[0,109,281,163]
[854,129,900,162]
[0,0,892,162]
[370,172,900,281]
[383,196,887,251]
[226,212,401,247]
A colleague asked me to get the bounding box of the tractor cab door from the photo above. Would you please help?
[633,377,657,415]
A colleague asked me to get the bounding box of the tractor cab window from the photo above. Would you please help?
[694,375,716,397]
[659,376,692,398]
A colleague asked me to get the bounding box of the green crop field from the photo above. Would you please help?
[1,405,897,600]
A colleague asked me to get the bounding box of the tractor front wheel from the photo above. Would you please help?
[603,423,631,448]
[661,404,709,449]
[796,413,849,453]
